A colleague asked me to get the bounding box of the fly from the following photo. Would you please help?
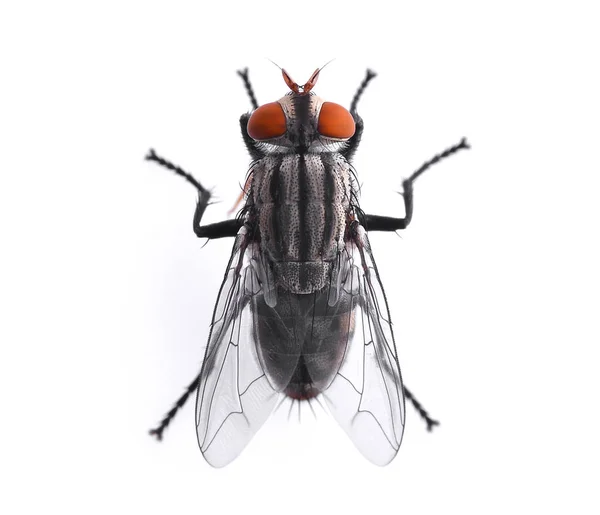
[146,66,470,467]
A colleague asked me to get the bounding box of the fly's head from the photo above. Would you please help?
[246,67,355,154]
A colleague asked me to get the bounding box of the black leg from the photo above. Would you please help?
[403,386,440,431]
[350,69,377,116]
[341,116,364,162]
[239,113,266,161]
[149,372,201,441]
[237,67,266,160]
[363,138,470,232]
[145,149,241,239]
[149,372,438,440]
[343,69,376,162]
[237,67,259,110]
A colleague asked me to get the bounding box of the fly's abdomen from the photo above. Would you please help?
[252,153,351,293]
[252,288,356,399]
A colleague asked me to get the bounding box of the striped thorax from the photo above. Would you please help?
[245,71,357,294]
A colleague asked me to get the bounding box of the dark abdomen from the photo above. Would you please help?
[252,287,356,399]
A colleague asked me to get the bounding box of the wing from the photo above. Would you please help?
[324,224,406,466]
[195,226,277,468]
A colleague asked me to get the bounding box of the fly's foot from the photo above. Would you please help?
[425,417,440,432]
[404,386,441,432]
[149,427,164,441]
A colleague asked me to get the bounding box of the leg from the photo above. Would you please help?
[237,68,258,110]
[239,113,266,161]
[350,69,377,116]
[342,69,377,161]
[145,149,241,239]
[363,138,470,232]
[149,377,438,441]
[341,116,364,162]
[149,371,200,440]
[403,386,440,431]
[236,68,266,160]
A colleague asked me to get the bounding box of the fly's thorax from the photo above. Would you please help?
[250,152,353,294]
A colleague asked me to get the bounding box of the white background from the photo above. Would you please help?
[2,1,599,513]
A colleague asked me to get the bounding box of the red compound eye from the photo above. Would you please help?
[247,102,287,140]
[317,102,355,139]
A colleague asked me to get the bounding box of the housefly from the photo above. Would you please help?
[146,66,469,467]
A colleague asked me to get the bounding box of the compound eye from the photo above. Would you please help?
[318,102,355,139]
[247,102,287,140]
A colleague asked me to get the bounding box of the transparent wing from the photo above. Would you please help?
[324,224,406,466]
[195,226,277,468]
